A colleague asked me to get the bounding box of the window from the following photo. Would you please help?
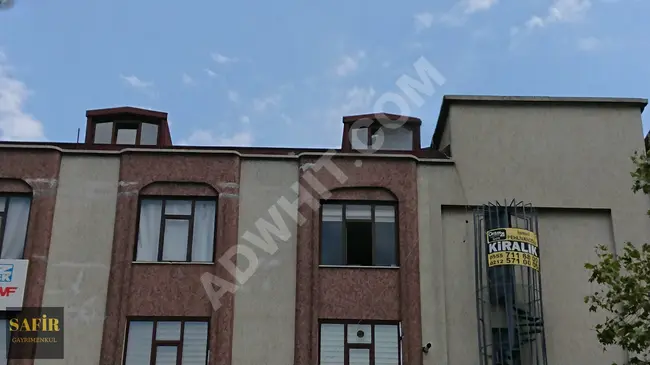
[320,203,397,267]
[319,322,401,365]
[92,120,160,146]
[123,319,209,365]
[350,123,413,151]
[135,198,216,262]
[0,196,31,259]
[115,123,138,145]
[94,122,114,144]
[141,123,159,145]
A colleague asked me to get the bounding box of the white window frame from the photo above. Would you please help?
[123,318,209,365]
[134,197,217,263]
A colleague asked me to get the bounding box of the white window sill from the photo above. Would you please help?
[319,265,400,269]
[132,261,214,265]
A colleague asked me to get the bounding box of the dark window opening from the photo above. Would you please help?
[346,221,373,266]
[320,203,397,267]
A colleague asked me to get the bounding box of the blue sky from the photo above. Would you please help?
[0,0,649,148]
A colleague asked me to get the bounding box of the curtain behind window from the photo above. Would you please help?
[137,200,162,261]
[2,197,31,259]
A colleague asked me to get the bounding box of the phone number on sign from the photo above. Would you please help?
[488,251,539,271]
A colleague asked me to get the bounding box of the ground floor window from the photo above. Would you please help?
[319,321,401,365]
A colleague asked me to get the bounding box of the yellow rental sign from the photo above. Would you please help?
[486,228,540,271]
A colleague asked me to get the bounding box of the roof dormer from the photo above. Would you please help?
[84,107,172,147]
[341,113,422,153]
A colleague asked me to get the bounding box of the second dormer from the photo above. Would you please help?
[341,113,422,154]
[84,107,172,147]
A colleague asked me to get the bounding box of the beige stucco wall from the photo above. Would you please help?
[36,156,120,365]
[231,159,299,365]
[419,102,650,365]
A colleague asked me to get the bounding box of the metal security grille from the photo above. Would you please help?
[473,200,548,365]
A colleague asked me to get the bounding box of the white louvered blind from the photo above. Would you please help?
[124,322,154,365]
[181,322,209,365]
[374,325,400,365]
[320,324,345,365]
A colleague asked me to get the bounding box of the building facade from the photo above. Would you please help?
[0,95,648,365]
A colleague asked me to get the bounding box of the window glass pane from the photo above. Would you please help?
[346,221,373,266]
[156,321,181,341]
[192,201,216,262]
[346,205,371,220]
[124,321,153,365]
[182,322,209,365]
[322,204,343,222]
[162,219,190,261]
[374,325,399,365]
[378,126,412,150]
[94,122,113,144]
[141,123,159,145]
[320,324,345,365]
[2,197,31,259]
[116,128,137,144]
[136,200,163,261]
[155,346,177,365]
[349,348,370,365]
[375,221,397,266]
[165,200,192,216]
[347,324,372,344]
[321,220,343,265]
[350,127,369,150]
[0,197,5,212]
[374,206,395,223]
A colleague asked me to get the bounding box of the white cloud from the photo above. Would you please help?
[424,0,498,28]
[211,52,238,64]
[120,74,153,89]
[253,94,281,112]
[335,51,366,77]
[0,52,45,141]
[182,73,194,85]
[525,0,591,29]
[228,90,240,103]
[465,0,498,13]
[180,130,253,146]
[240,115,250,124]
[577,36,601,51]
[280,113,292,125]
[414,12,434,31]
[326,86,376,125]
[205,68,217,78]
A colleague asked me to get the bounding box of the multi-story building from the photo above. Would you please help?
[0,95,648,365]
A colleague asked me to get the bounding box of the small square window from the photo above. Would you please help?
[116,124,138,145]
[141,123,159,145]
[94,122,114,144]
